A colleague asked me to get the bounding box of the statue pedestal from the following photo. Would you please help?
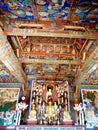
[62,120,74,125]
[27,119,37,125]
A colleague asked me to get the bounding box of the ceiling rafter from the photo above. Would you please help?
[16,36,23,53]
[30,0,38,23]
[79,39,88,54]
[66,0,78,23]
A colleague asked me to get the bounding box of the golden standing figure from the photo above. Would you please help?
[29,104,37,120]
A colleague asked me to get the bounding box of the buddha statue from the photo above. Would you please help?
[29,104,37,120]
[45,100,56,118]
[46,88,53,102]
[63,105,71,120]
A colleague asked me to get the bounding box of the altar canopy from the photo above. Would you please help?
[27,81,73,125]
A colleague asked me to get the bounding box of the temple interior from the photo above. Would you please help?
[0,0,98,130]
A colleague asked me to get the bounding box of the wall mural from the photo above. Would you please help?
[0,64,18,83]
[0,87,20,126]
[0,0,98,23]
[82,68,98,85]
[81,89,98,128]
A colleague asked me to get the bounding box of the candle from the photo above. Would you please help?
[83,52,86,61]
[79,111,82,125]
[16,48,19,57]
[82,111,84,125]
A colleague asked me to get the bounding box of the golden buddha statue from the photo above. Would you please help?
[45,100,56,124]
[63,105,71,120]
[45,101,56,118]
[29,104,37,119]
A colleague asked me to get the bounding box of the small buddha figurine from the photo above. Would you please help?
[29,104,37,119]
[36,102,41,113]
[35,95,39,105]
[39,97,42,104]
[64,91,68,99]
[54,101,58,111]
[41,101,46,114]
[63,105,71,120]
[58,98,61,105]
[61,96,64,104]
[32,91,36,98]
[31,98,35,107]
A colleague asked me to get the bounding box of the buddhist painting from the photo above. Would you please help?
[0,87,20,126]
[81,89,98,128]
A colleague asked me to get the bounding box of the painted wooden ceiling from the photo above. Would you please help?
[0,0,98,86]
[0,0,98,23]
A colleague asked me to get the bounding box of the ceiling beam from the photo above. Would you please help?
[6,27,98,39]
[0,83,21,88]
[79,85,98,89]
[66,0,76,22]
[16,21,86,31]
[27,75,68,81]
[20,57,81,65]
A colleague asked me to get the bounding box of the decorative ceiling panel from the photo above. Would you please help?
[0,0,98,23]
[17,36,96,61]
[19,37,77,54]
